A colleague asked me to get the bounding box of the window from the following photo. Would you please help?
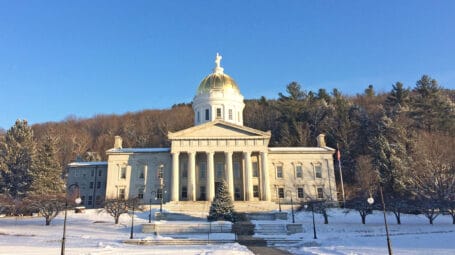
[253,185,259,198]
[182,162,188,178]
[139,168,144,179]
[91,169,94,177]
[252,162,259,177]
[95,195,102,205]
[278,188,284,198]
[81,196,85,205]
[119,188,125,200]
[199,162,207,179]
[157,168,164,179]
[138,188,144,199]
[181,186,187,199]
[234,162,241,178]
[157,189,163,199]
[199,186,206,200]
[205,109,210,120]
[121,167,127,179]
[216,108,222,118]
[98,170,102,177]
[317,187,324,199]
[97,182,101,189]
[296,165,303,178]
[197,111,200,123]
[235,187,241,200]
[216,162,224,178]
[89,182,94,189]
[297,188,304,198]
[228,109,233,120]
[88,196,93,205]
[315,165,322,178]
[276,165,283,178]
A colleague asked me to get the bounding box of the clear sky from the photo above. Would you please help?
[1,0,454,129]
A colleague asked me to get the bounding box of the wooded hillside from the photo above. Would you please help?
[1,75,454,213]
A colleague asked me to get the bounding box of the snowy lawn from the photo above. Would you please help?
[0,208,454,255]
[0,209,251,255]
[282,208,455,255]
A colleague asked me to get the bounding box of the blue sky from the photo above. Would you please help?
[0,1,454,129]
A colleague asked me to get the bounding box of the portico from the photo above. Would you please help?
[168,120,271,202]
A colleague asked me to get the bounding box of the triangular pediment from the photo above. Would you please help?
[168,120,270,139]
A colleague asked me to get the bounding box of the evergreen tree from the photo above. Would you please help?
[371,110,412,223]
[410,75,455,133]
[0,120,37,198]
[207,181,235,222]
[385,82,410,116]
[30,135,64,195]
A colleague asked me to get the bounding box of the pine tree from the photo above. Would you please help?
[410,75,455,133]
[207,181,235,222]
[0,120,37,198]
[30,135,64,195]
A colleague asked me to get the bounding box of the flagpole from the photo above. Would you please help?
[337,143,346,207]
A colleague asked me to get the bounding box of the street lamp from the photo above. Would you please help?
[148,197,152,223]
[158,164,164,213]
[61,184,82,255]
[367,184,392,255]
[304,201,317,239]
[130,198,137,239]
[286,190,295,223]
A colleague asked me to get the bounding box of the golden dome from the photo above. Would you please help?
[196,72,240,95]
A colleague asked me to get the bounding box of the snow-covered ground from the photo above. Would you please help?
[0,208,454,255]
[283,209,455,255]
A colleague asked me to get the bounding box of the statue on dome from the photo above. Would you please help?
[215,53,222,68]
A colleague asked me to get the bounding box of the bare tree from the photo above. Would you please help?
[26,194,65,225]
[345,155,378,224]
[104,198,135,224]
[408,132,455,224]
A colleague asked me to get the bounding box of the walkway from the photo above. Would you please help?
[247,245,294,255]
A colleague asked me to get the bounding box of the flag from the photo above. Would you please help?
[336,143,341,161]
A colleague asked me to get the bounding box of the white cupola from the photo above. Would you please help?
[193,53,245,126]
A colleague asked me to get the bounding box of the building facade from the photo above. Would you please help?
[67,162,108,208]
[68,54,337,208]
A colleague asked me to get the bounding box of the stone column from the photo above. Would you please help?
[207,151,215,201]
[171,152,180,201]
[261,151,270,201]
[188,152,196,201]
[225,151,234,200]
[244,151,253,201]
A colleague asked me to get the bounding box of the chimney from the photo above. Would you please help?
[317,134,326,147]
[114,136,123,149]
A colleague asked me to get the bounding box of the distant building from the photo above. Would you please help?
[67,162,107,208]
[67,54,337,208]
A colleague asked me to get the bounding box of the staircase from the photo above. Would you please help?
[254,223,287,235]
[163,201,281,214]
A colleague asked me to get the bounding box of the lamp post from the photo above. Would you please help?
[130,198,136,239]
[61,184,82,255]
[158,164,164,213]
[304,202,317,239]
[286,190,295,223]
[367,185,392,255]
[148,197,152,223]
